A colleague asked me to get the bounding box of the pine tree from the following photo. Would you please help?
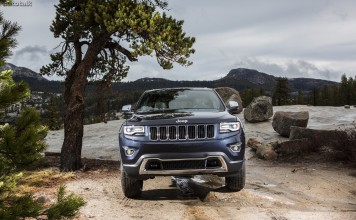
[296,90,305,105]
[45,95,62,130]
[0,2,85,218]
[339,74,348,105]
[41,0,196,171]
[272,77,290,106]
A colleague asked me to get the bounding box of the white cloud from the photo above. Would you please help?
[1,0,355,82]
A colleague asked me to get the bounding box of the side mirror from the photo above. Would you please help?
[121,104,133,117]
[227,101,239,114]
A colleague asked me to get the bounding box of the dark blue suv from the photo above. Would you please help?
[119,88,246,198]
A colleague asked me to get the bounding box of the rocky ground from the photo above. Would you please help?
[45,105,356,219]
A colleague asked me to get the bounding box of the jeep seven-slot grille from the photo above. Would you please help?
[149,125,215,141]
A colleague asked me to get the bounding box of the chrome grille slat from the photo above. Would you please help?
[149,124,215,141]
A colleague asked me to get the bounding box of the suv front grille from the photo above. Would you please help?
[145,158,222,171]
[149,125,215,141]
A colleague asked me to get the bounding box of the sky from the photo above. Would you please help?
[2,0,356,82]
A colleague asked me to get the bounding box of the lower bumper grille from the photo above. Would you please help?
[141,157,226,175]
[162,160,206,170]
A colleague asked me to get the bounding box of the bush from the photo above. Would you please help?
[46,185,86,220]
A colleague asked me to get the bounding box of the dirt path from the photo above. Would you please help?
[66,158,356,220]
[45,105,356,219]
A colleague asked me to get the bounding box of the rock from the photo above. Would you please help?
[215,87,243,114]
[268,141,279,150]
[272,111,309,137]
[289,126,355,161]
[247,138,277,160]
[35,195,51,204]
[247,138,262,150]
[289,126,346,147]
[243,96,273,122]
[256,143,278,161]
[276,138,314,155]
[344,105,350,109]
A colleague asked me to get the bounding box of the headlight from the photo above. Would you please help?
[123,125,145,135]
[219,122,240,133]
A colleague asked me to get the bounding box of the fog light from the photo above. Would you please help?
[124,146,136,156]
[229,144,242,152]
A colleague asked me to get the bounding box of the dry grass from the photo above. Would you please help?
[15,169,75,196]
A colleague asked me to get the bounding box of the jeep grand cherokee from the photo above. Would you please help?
[119,88,245,198]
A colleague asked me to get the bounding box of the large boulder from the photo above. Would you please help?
[215,87,243,114]
[289,126,347,148]
[288,126,355,161]
[243,96,273,122]
[272,111,309,137]
[276,138,314,155]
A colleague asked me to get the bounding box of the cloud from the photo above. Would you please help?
[12,45,49,72]
[3,0,356,82]
[232,57,341,81]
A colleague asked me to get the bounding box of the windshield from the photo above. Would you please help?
[135,89,225,114]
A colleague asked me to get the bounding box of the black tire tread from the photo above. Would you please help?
[226,162,246,192]
[121,168,143,198]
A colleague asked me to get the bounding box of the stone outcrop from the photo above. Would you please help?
[247,138,278,161]
[275,138,314,155]
[215,87,243,114]
[272,111,309,137]
[289,126,347,148]
[243,96,273,122]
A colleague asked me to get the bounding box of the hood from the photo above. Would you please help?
[126,111,238,126]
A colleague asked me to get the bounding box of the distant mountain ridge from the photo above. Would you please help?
[1,63,48,81]
[225,68,275,85]
[3,63,338,95]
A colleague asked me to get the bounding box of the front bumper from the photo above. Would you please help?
[119,132,245,179]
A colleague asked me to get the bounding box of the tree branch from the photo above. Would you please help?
[104,42,137,62]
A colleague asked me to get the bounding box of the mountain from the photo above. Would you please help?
[1,63,48,81]
[3,63,338,95]
[224,68,276,85]
[1,63,63,93]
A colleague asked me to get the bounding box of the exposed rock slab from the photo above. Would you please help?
[276,138,315,155]
[272,111,309,137]
[243,96,273,122]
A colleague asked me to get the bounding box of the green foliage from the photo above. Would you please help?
[0,195,42,220]
[41,0,195,84]
[0,172,22,200]
[0,3,85,220]
[46,185,86,220]
[0,107,48,169]
[44,95,63,130]
[241,87,265,107]
[273,77,290,106]
[295,74,356,106]
[0,5,21,67]
[0,70,30,112]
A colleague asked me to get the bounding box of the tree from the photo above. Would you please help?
[272,77,290,106]
[339,74,348,105]
[44,95,62,130]
[296,90,305,105]
[41,0,195,171]
[0,2,85,217]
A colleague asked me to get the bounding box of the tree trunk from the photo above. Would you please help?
[60,35,110,171]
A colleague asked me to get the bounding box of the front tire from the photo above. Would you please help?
[225,162,246,192]
[121,165,143,198]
